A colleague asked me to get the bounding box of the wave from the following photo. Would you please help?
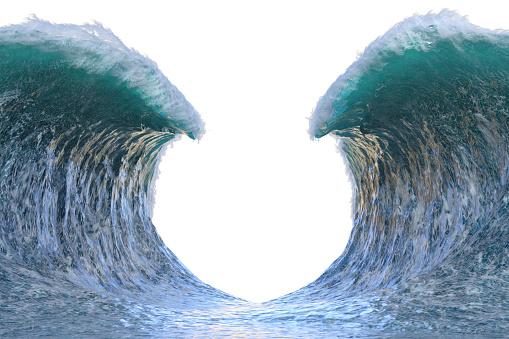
[0,12,508,338]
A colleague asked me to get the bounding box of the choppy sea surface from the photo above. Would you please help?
[0,11,508,338]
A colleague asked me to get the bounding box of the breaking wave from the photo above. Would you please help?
[0,12,507,338]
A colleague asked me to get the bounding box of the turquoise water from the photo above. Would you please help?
[0,12,508,338]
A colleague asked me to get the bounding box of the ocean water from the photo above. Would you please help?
[1,11,508,338]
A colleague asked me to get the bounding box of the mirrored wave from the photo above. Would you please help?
[0,12,507,338]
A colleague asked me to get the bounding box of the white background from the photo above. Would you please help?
[2,1,508,303]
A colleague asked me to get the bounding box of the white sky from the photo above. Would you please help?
[3,1,508,303]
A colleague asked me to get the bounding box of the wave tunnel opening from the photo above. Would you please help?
[151,128,355,303]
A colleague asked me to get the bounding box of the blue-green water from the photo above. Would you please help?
[0,12,508,338]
